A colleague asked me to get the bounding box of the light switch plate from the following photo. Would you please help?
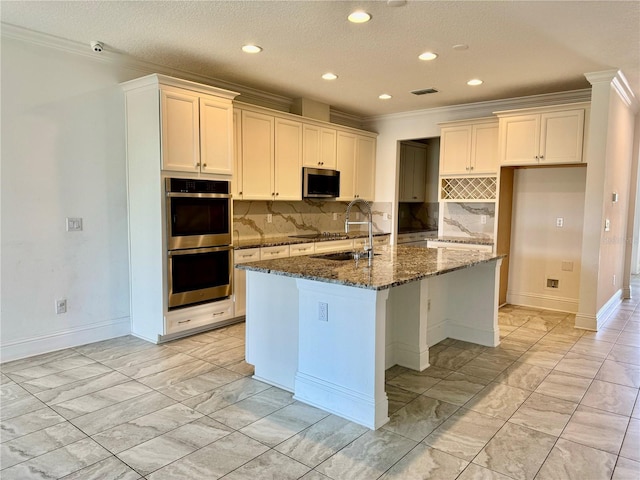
[66,217,83,231]
[605,219,611,232]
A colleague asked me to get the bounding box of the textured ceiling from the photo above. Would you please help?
[2,0,639,117]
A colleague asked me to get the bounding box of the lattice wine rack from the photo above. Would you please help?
[440,176,497,201]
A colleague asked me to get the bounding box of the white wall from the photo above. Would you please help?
[1,37,141,361]
[507,167,586,312]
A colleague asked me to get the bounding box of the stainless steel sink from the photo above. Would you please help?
[312,252,380,261]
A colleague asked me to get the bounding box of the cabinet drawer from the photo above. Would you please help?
[373,236,390,247]
[165,299,234,335]
[234,248,260,264]
[289,242,315,256]
[260,245,290,259]
[314,239,354,253]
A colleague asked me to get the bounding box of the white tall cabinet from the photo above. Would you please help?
[122,74,238,342]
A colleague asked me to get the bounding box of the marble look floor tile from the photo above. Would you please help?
[473,422,556,480]
[158,368,244,402]
[464,383,530,420]
[517,348,565,369]
[1,349,79,374]
[494,361,551,391]
[275,414,368,468]
[416,365,456,379]
[239,401,329,447]
[581,328,621,343]
[498,325,518,338]
[70,391,175,436]
[492,338,531,354]
[561,405,629,454]
[423,372,488,406]
[209,386,295,429]
[535,438,616,480]
[165,335,222,354]
[535,336,576,353]
[0,421,86,468]
[60,455,141,480]
[222,449,310,480]
[553,352,603,379]
[383,395,459,442]
[116,417,233,476]
[182,377,271,415]
[92,402,203,454]
[508,392,576,436]
[50,380,152,420]
[1,383,31,403]
[617,331,640,348]
[581,379,638,416]
[316,429,417,480]
[633,394,640,419]
[429,347,478,370]
[613,456,640,480]
[185,336,245,362]
[497,312,529,327]
[569,338,615,359]
[0,394,47,421]
[136,359,217,390]
[423,408,504,461]
[385,365,410,381]
[0,407,66,443]
[0,437,110,480]
[386,370,441,394]
[4,355,97,383]
[609,344,640,366]
[379,443,468,479]
[457,463,512,480]
[101,345,175,370]
[146,431,268,480]
[117,352,197,379]
[215,322,245,338]
[596,359,640,388]
[0,373,13,385]
[534,371,592,403]
[299,470,332,480]
[73,336,151,360]
[520,317,563,332]
[224,360,255,376]
[199,345,247,367]
[548,322,584,338]
[386,385,420,414]
[620,417,640,462]
[457,360,508,382]
[34,371,130,405]
[21,364,114,394]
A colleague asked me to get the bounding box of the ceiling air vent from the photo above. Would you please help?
[411,88,439,95]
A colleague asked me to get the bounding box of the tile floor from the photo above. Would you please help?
[2,296,640,479]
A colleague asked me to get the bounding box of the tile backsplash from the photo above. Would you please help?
[233,200,392,242]
[441,202,495,239]
[398,202,439,232]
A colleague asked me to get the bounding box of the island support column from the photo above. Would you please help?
[294,280,390,430]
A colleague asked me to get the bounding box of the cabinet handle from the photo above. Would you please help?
[466,166,469,171]
[239,191,243,195]
[178,319,192,324]
[535,155,539,160]
[212,311,225,317]
[539,155,544,160]
[195,162,201,167]
[202,163,207,168]
[275,192,279,196]
[470,166,474,170]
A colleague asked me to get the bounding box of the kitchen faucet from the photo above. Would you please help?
[345,198,374,267]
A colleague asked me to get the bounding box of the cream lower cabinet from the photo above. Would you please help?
[439,118,498,175]
[239,110,302,200]
[337,132,376,202]
[497,105,586,166]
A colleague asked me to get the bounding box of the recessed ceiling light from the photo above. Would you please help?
[467,79,483,86]
[418,51,438,61]
[322,73,338,80]
[379,94,392,100]
[348,10,371,23]
[242,44,262,54]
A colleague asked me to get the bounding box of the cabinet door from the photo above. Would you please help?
[336,132,356,201]
[303,125,337,168]
[274,118,303,200]
[355,136,376,201]
[200,96,233,175]
[241,110,274,200]
[319,128,337,169]
[539,109,584,164]
[471,123,499,174]
[439,126,472,174]
[398,144,411,202]
[160,88,200,172]
[232,110,243,198]
[499,114,540,165]
[410,145,427,202]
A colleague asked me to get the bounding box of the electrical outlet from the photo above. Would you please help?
[386,213,392,220]
[267,214,272,223]
[480,215,487,225]
[605,219,611,232]
[556,217,564,228]
[66,217,83,232]
[318,302,328,322]
[546,279,559,289]
[55,299,67,314]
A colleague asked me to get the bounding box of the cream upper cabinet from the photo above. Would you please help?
[303,124,337,169]
[399,143,427,202]
[337,132,376,201]
[160,86,234,174]
[498,106,586,166]
[240,110,274,199]
[239,110,302,200]
[274,118,303,201]
[439,118,498,175]
[232,110,243,198]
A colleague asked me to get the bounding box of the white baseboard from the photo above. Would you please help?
[0,317,131,363]
[506,291,579,313]
[447,322,500,348]
[575,289,623,331]
[386,341,430,371]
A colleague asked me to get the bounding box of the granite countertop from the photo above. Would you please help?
[236,245,504,290]
[234,232,390,250]
[430,236,494,246]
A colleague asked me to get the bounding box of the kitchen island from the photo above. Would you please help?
[237,245,504,429]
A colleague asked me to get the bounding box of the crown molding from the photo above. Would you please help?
[585,69,639,113]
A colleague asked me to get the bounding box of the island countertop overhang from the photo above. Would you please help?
[236,245,505,291]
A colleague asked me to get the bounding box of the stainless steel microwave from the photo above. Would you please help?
[302,167,340,198]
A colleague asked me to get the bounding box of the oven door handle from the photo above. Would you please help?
[166,192,232,199]
[168,246,233,256]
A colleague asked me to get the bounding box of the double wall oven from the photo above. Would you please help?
[165,178,232,309]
